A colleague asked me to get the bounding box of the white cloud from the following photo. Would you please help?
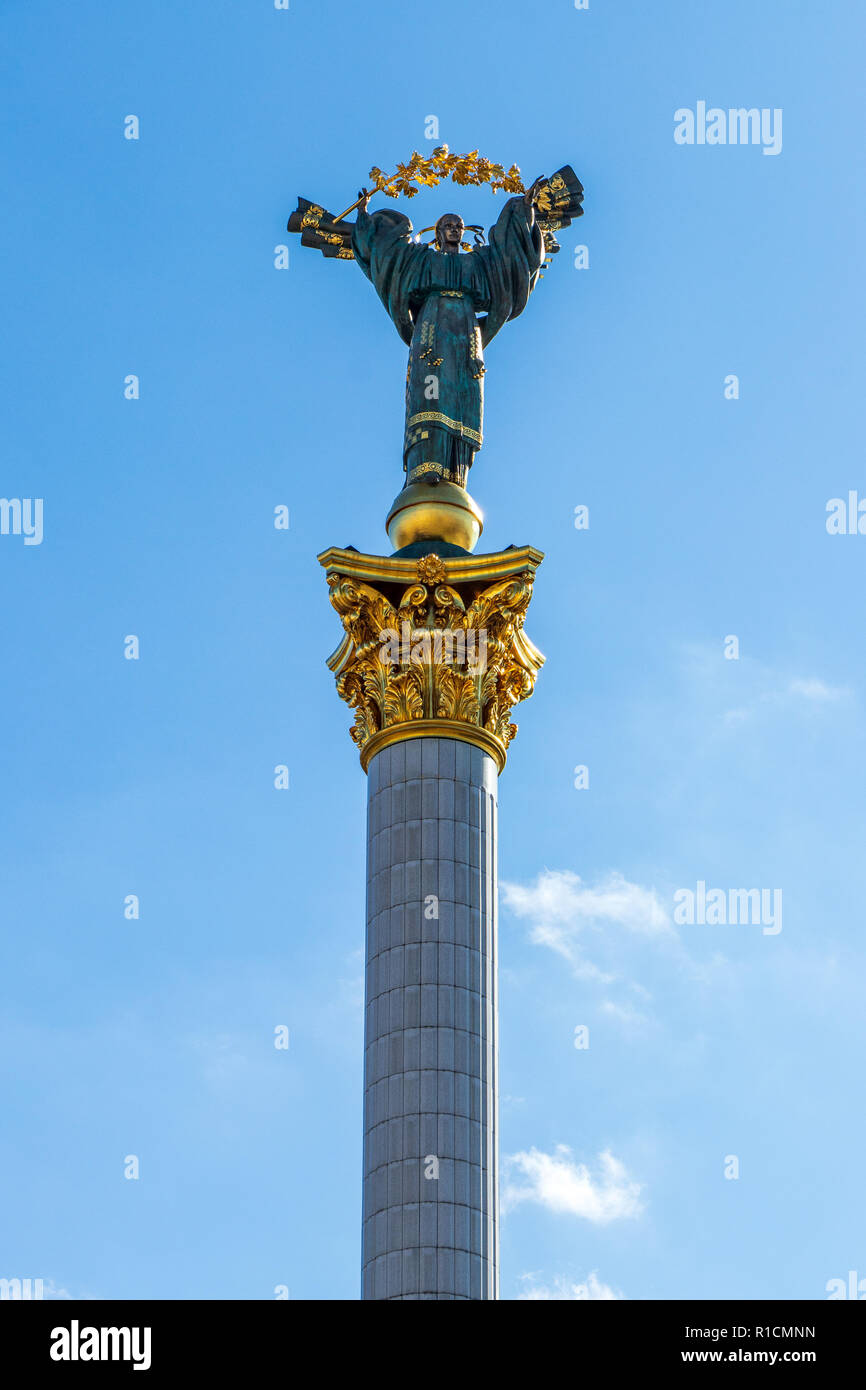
[504,1145,644,1223]
[501,869,673,981]
[41,1279,72,1300]
[503,869,670,938]
[517,1271,622,1301]
[787,677,849,702]
[725,672,851,725]
[667,642,854,731]
[600,998,651,1029]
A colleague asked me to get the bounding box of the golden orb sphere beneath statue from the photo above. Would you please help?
[386,480,484,554]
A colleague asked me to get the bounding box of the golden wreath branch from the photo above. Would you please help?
[370,146,524,199]
[333,147,525,222]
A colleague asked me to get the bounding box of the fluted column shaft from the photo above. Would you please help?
[361,735,498,1300]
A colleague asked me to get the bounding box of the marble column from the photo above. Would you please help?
[318,543,544,1302]
[362,736,498,1300]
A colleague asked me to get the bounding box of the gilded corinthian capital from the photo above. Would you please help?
[318,546,545,773]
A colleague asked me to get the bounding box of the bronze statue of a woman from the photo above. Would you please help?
[288,162,584,503]
[352,175,558,490]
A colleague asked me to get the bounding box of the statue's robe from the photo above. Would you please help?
[352,197,544,487]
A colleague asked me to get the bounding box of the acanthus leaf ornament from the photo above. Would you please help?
[319,548,544,773]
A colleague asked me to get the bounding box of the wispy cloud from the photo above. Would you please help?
[653,643,855,736]
[787,677,850,702]
[42,1279,72,1300]
[501,869,673,982]
[517,1271,622,1300]
[600,998,651,1029]
[504,1145,644,1223]
[724,672,852,726]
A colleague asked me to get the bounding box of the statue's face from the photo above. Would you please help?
[437,214,464,252]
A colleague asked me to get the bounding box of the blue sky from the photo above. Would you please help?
[1,0,864,1300]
